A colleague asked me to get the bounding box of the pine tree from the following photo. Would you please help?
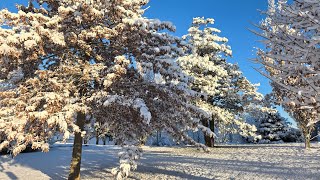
[177,17,271,146]
[257,112,303,144]
[0,1,214,179]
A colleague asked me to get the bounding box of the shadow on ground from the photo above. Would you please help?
[0,143,319,179]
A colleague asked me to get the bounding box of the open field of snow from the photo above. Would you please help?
[1,143,320,180]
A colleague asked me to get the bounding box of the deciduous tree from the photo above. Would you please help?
[255,0,320,148]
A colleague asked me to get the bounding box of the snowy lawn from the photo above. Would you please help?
[1,143,320,180]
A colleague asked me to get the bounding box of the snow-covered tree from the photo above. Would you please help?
[255,0,320,148]
[178,17,271,147]
[90,64,215,178]
[245,94,302,144]
[0,1,214,179]
[257,111,303,144]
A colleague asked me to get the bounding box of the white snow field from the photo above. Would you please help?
[1,143,320,180]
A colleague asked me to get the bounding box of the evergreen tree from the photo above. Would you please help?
[0,1,213,179]
[178,17,271,146]
[257,112,303,144]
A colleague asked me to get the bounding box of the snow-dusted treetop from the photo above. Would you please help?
[256,0,320,126]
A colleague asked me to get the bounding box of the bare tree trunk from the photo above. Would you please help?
[204,135,214,147]
[301,125,313,149]
[305,133,311,149]
[96,136,99,145]
[293,111,315,149]
[203,120,215,147]
[103,137,106,145]
[156,130,159,145]
[68,112,86,180]
[210,119,215,147]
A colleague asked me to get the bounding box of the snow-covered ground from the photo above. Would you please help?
[1,143,320,180]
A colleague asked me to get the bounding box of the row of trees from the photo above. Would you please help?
[0,1,241,179]
[0,0,206,179]
[78,17,278,148]
[0,0,315,179]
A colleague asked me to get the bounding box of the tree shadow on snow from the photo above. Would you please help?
[0,145,121,179]
[132,164,213,180]
[1,144,319,179]
[136,148,320,179]
[214,144,298,149]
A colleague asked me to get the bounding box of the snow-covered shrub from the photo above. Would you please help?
[256,112,303,144]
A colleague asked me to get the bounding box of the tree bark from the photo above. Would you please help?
[305,134,311,149]
[210,119,215,147]
[203,119,215,147]
[68,112,86,180]
[103,137,106,145]
[204,135,214,147]
[96,136,99,145]
[156,131,160,145]
[302,125,313,149]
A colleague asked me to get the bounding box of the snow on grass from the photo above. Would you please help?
[1,143,320,179]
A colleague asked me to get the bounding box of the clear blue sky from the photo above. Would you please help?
[0,0,295,126]
[144,0,271,94]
